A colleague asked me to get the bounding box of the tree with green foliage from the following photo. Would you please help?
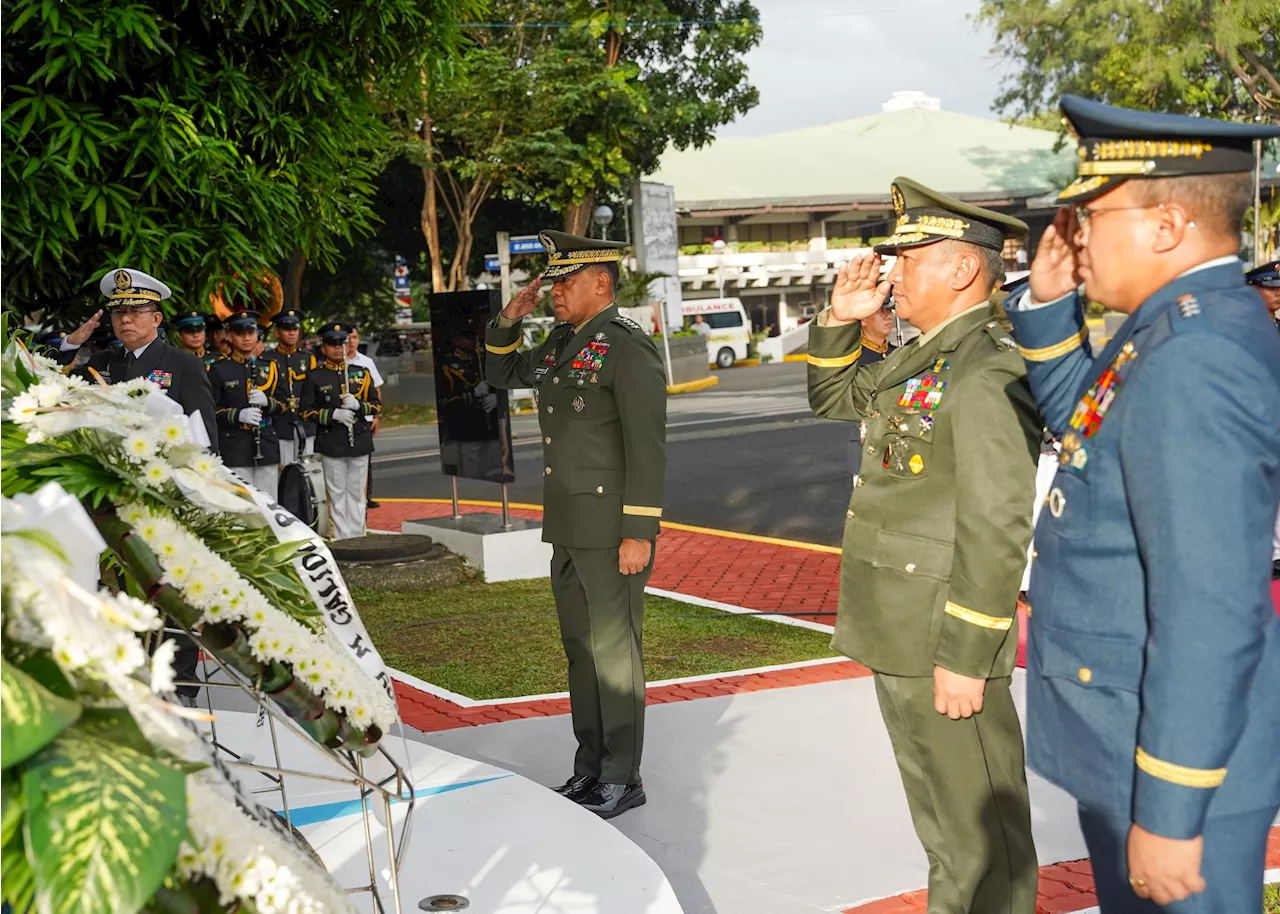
[977,1,1279,123]
[1,0,479,321]
[409,1,761,291]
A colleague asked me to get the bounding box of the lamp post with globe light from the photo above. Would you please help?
[593,204,614,240]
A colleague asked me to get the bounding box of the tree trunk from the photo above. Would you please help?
[562,192,596,236]
[419,76,447,293]
[422,166,446,292]
[283,247,306,313]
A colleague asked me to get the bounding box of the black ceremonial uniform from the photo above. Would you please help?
[300,359,381,459]
[207,353,286,466]
[262,343,317,446]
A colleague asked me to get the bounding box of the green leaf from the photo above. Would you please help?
[2,771,36,913]
[22,710,187,914]
[0,659,81,771]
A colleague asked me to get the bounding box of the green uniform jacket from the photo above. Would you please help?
[808,306,1040,679]
[483,304,667,548]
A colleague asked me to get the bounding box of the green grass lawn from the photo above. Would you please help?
[1265,883,1278,914]
[353,579,838,700]
[378,402,436,429]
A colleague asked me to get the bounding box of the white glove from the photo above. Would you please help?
[247,388,268,407]
[237,407,263,426]
[340,393,359,410]
[332,408,357,427]
[479,393,498,413]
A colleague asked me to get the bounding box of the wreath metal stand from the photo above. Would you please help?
[173,626,415,914]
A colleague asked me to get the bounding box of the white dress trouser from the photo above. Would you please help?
[321,454,369,541]
[277,435,315,467]
[1273,506,1280,561]
[228,464,280,499]
[1022,448,1061,592]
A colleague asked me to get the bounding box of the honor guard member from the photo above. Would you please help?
[56,268,218,450]
[208,315,231,358]
[1246,259,1280,324]
[808,179,1041,912]
[300,322,381,541]
[1006,97,1280,911]
[484,230,667,819]
[173,309,217,366]
[345,323,384,508]
[262,308,317,466]
[845,301,897,475]
[207,310,286,494]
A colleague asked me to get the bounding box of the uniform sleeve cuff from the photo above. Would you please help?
[807,317,863,365]
[485,321,522,354]
[1002,292,1088,361]
[932,600,1015,679]
[621,509,661,541]
[1132,759,1219,839]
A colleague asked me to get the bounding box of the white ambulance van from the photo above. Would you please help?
[680,298,751,368]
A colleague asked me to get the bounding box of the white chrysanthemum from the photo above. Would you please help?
[29,380,65,407]
[9,392,40,424]
[142,460,170,487]
[63,374,86,390]
[25,429,47,444]
[163,561,193,587]
[158,418,188,446]
[124,431,159,461]
[121,504,148,526]
[150,639,178,694]
[102,592,160,632]
[102,632,147,678]
[188,453,220,476]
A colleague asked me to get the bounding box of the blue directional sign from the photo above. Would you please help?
[509,236,545,254]
[484,255,500,272]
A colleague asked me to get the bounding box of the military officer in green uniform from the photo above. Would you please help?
[484,230,667,819]
[808,178,1042,912]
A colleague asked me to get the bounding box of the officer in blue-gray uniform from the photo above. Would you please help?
[1006,96,1280,912]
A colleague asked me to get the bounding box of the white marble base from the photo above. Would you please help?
[402,515,552,582]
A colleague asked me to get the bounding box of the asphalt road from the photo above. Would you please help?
[370,361,855,546]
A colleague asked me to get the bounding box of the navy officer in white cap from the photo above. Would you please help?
[57,267,218,450]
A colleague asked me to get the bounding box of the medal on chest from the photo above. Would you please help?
[147,369,173,389]
[572,339,610,372]
[898,372,948,411]
[1068,340,1137,439]
[534,352,556,381]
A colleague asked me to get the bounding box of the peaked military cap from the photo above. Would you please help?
[1057,95,1280,204]
[224,310,260,332]
[99,268,171,308]
[318,321,349,344]
[1246,260,1280,287]
[205,315,223,331]
[876,177,1028,254]
[174,309,208,331]
[274,308,303,327]
[539,229,628,279]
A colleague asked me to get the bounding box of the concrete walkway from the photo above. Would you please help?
[362,499,1280,913]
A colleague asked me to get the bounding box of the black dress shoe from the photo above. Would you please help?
[1273,558,1280,581]
[552,774,597,800]
[576,780,646,819]
[367,499,381,509]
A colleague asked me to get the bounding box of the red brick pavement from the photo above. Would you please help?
[368,497,867,734]
[844,827,1280,914]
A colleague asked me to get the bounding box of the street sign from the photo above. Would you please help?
[484,254,500,272]
[509,235,545,254]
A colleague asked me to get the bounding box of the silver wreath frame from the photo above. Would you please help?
[170,624,416,914]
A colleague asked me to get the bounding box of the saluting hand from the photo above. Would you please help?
[64,310,104,347]
[501,278,544,321]
[1028,206,1083,304]
[1127,825,1205,906]
[619,538,651,575]
[828,253,890,326]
